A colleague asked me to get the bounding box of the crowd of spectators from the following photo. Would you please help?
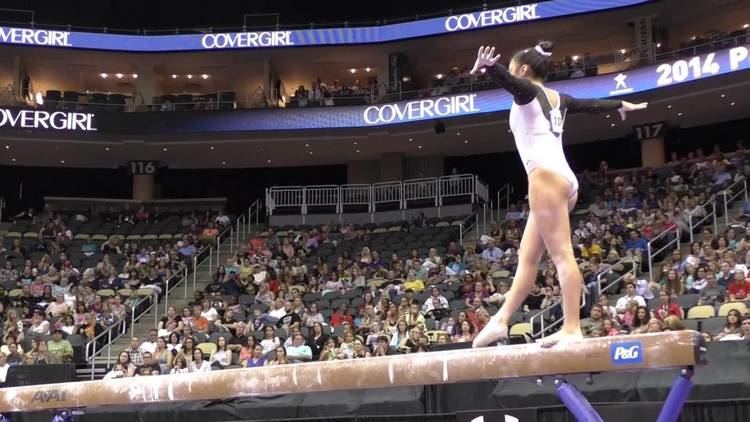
[0,204,233,385]
[103,144,750,379]
[289,77,378,107]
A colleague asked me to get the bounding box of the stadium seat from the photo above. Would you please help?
[509,322,531,337]
[686,305,715,319]
[197,342,217,358]
[717,301,748,316]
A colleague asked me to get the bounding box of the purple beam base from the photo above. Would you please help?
[554,378,603,422]
[656,368,694,422]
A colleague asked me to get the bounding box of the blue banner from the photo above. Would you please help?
[0,0,650,52]
[3,44,748,134]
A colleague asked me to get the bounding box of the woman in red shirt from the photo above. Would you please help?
[653,290,682,321]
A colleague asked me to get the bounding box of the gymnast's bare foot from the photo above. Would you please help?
[537,328,584,348]
[472,320,508,348]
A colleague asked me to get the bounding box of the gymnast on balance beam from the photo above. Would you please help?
[468,42,648,348]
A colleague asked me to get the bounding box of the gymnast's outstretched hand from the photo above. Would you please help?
[470,46,502,75]
[618,101,648,121]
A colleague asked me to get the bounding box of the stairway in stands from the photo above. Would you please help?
[80,227,260,379]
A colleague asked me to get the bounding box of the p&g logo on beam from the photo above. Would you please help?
[444,4,540,32]
[363,94,479,125]
[610,341,644,365]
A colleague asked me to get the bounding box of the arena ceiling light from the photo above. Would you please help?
[99,73,108,78]
[402,76,411,82]
[187,74,193,79]
[572,55,579,61]
[171,74,178,79]
[132,74,138,79]
[349,68,357,74]
[744,24,749,29]
[201,74,209,79]
[365,67,371,72]
[115,73,123,79]
[435,73,444,79]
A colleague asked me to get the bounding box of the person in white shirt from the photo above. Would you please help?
[208,336,232,369]
[200,300,219,323]
[28,311,50,336]
[615,282,646,314]
[140,329,159,354]
[481,239,503,263]
[190,349,212,373]
[421,286,449,316]
[285,334,312,363]
[0,353,9,385]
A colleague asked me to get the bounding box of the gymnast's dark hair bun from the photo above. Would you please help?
[511,40,555,80]
[536,41,555,56]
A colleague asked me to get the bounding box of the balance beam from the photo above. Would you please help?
[0,330,704,415]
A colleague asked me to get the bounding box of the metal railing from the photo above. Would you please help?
[530,289,586,339]
[597,256,639,295]
[722,177,748,225]
[372,181,403,212]
[495,183,514,222]
[687,196,718,243]
[458,213,479,246]
[247,198,263,230]
[647,224,680,285]
[163,265,190,316]
[266,174,487,215]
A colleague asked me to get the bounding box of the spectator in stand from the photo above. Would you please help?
[104,351,136,379]
[653,291,682,321]
[699,273,726,306]
[190,349,211,373]
[625,230,648,255]
[286,334,312,363]
[481,239,503,263]
[135,352,160,376]
[330,303,354,327]
[715,309,743,340]
[616,282,646,315]
[125,336,145,366]
[243,344,266,368]
[728,270,750,301]
[47,329,73,363]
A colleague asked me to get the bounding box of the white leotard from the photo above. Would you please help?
[509,88,578,198]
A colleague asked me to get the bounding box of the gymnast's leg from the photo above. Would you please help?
[473,212,545,347]
[528,168,583,347]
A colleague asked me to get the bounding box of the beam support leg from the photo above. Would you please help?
[554,378,603,422]
[656,368,693,422]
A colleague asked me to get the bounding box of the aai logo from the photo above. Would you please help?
[610,341,643,365]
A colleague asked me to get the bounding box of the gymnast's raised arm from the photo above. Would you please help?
[470,46,538,104]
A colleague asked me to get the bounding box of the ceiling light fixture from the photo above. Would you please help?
[201,74,209,79]
[163,147,168,151]
[349,68,357,74]
[171,74,178,79]
[730,102,736,106]
[365,67,371,72]
[187,74,193,79]
[105,147,110,151]
[115,73,123,79]
[99,73,108,78]
[11,158,15,162]
[435,73,444,79]
[132,74,138,78]
[572,55,579,61]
